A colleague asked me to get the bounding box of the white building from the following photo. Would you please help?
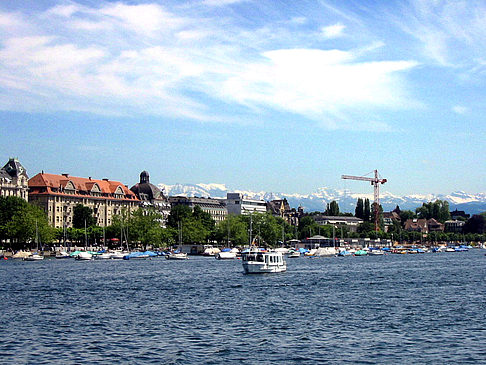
[0,158,29,201]
[226,193,267,215]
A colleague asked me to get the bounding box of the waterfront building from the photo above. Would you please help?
[168,196,227,222]
[0,158,29,201]
[266,198,299,226]
[444,220,465,233]
[28,173,139,229]
[427,218,444,232]
[404,218,428,233]
[130,171,171,226]
[313,215,363,233]
[226,193,267,215]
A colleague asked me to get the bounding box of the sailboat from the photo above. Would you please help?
[24,221,44,261]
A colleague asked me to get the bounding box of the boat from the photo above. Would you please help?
[110,251,126,260]
[354,249,368,256]
[241,248,287,274]
[337,250,352,257]
[445,247,456,252]
[55,251,70,259]
[166,252,188,260]
[215,248,237,260]
[95,252,113,260]
[202,246,220,256]
[24,253,44,261]
[288,250,300,258]
[75,251,93,260]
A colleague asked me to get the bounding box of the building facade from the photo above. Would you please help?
[168,196,227,222]
[0,158,29,201]
[29,173,139,229]
[226,193,267,215]
[130,171,171,226]
[313,215,363,233]
[266,198,299,226]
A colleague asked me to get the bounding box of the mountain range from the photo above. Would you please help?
[157,183,486,215]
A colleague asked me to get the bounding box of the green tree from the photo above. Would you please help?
[73,204,96,229]
[364,199,371,222]
[325,201,340,216]
[355,198,364,219]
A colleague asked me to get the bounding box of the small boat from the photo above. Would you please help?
[166,252,188,260]
[354,249,368,256]
[96,252,113,260]
[337,250,352,257]
[445,247,456,252]
[110,251,126,260]
[75,252,93,260]
[368,249,385,255]
[288,250,300,258]
[215,248,237,260]
[24,253,44,261]
[241,248,286,274]
[55,251,70,259]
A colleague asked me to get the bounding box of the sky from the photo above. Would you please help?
[0,0,485,196]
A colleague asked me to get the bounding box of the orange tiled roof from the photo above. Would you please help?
[28,173,139,201]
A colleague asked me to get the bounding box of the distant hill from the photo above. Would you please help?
[158,183,486,215]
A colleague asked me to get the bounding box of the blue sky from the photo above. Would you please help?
[0,0,485,196]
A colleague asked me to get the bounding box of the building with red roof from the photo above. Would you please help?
[29,172,139,228]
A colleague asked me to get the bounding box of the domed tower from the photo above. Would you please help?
[130,171,171,225]
[0,158,29,201]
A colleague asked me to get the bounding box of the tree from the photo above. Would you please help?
[364,199,371,222]
[463,215,485,234]
[325,201,340,216]
[355,198,364,219]
[73,204,95,229]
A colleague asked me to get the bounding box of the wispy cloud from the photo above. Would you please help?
[0,1,424,131]
[452,105,468,115]
[321,23,345,39]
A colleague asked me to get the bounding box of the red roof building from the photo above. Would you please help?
[29,173,139,228]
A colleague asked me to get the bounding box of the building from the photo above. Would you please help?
[404,218,428,233]
[450,209,470,220]
[313,215,363,233]
[427,218,444,232]
[444,220,465,233]
[0,158,29,201]
[130,171,171,225]
[226,193,267,215]
[168,196,227,222]
[266,198,299,226]
[28,173,139,228]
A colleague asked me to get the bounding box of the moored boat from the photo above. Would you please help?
[215,248,237,260]
[75,251,93,260]
[166,252,188,260]
[23,253,44,261]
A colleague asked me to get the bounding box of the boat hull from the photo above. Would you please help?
[242,262,287,273]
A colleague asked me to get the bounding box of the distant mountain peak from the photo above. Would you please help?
[157,182,486,215]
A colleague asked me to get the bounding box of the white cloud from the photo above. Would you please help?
[321,23,345,39]
[0,1,420,130]
[452,105,468,114]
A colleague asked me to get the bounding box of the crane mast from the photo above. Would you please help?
[341,170,387,231]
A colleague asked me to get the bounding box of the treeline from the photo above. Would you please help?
[1,195,485,250]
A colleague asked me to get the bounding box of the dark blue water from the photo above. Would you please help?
[1,250,485,364]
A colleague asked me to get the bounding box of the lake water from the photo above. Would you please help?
[1,250,485,364]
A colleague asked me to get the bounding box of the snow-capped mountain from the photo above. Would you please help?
[157,183,486,215]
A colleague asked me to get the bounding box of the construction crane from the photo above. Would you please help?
[341,170,387,231]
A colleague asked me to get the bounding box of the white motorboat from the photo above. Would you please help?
[24,253,44,261]
[369,249,385,255]
[241,249,286,274]
[166,252,188,260]
[110,251,125,260]
[55,251,70,259]
[288,251,300,258]
[215,248,237,259]
[96,252,113,260]
[76,252,93,260]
